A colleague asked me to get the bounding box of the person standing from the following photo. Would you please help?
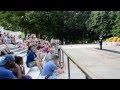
[99,35,103,50]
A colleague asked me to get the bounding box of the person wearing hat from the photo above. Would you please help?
[0,55,21,79]
[41,55,65,79]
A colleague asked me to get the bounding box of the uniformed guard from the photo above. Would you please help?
[99,35,103,50]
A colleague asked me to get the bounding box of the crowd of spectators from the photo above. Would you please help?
[0,32,65,79]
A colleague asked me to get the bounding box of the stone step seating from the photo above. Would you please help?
[0,44,66,79]
[0,45,25,60]
[11,48,39,78]
[15,48,47,79]
[0,45,32,78]
[25,54,67,79]
[27,54,47,79]
[24,46,59,79]
[11,47,40,79]
[19,55,41,79]
[27,67,40,79]
[36,47,67,79]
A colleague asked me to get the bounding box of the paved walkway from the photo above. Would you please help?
[60,44,120,79]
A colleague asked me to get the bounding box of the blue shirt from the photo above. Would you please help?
[26,50,37,67]
[47,52,53,60]
[0,66,16,79]
[5,38,11,44]
[41,61,57,76]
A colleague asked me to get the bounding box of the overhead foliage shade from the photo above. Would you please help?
[0,11,119,43]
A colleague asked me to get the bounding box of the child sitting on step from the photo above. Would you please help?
[13,56,32,79]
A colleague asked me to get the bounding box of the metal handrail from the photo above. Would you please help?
[58,47,98,79]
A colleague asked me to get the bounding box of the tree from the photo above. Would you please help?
[0,11,118,44]
[112,11,120,37]
[86,11,116,41]
[0,11,27,31]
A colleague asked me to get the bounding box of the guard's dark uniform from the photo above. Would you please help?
[99,35,103,50]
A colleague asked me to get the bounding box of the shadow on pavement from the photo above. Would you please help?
[95,48,120,54]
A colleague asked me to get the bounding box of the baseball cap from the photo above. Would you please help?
[53,55,59,61]
[0,54,15,65]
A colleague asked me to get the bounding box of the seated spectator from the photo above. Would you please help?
[3,32,6,38]
[51,38,56,48]
[26,45,43,72]
[5,36,11,44]
[36,42,41,50]
[0,39,13,55]
[0,44,10,55]
[2,38,13,53]
[42,41,50,53]
[16,35,24,48]
[40,49,47,60]
[0,54,21,79]
[0,34,3,40]
[24,42,29,49]
[41,55,65,79]
[20,39,28,49]
[46,48,54,62]
[11,36,16,45]
[7,32,10,37]
[16,35,23,43]
[13,56,32,79]
[35,45,42,61]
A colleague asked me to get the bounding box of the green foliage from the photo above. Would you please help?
[0,11,119,44]
[112,11,120,37]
